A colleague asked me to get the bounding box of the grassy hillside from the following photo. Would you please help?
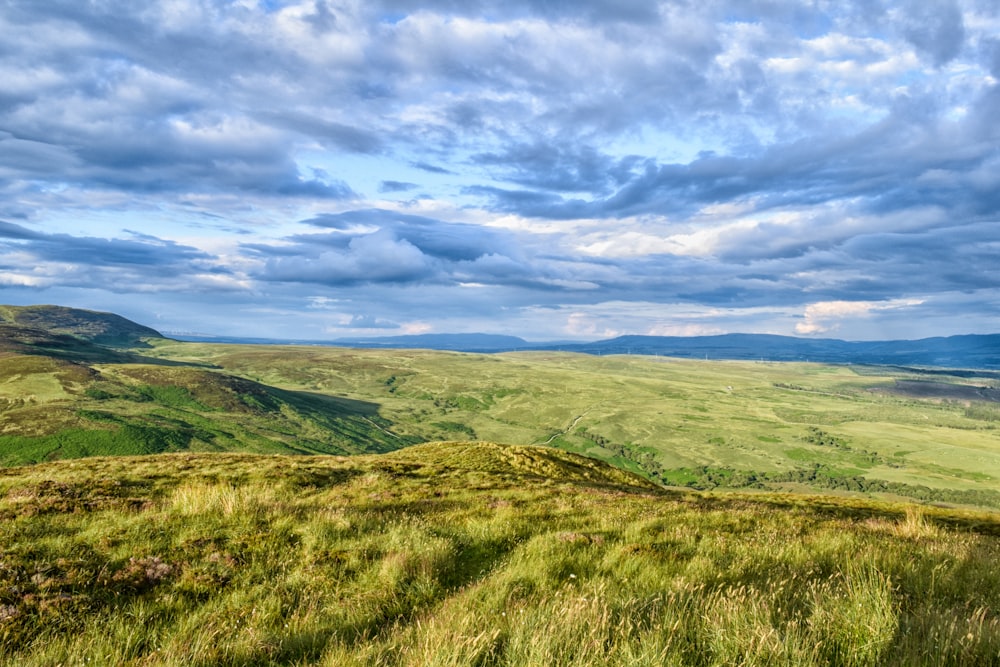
[2,443,1000,666]
[140,341,1000,509]
[0,349,415,465]
[4,307,1000,507]
[0,305,164,348]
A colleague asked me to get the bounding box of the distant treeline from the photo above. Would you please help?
[658,464,1000,509]
[576,426,1000,509]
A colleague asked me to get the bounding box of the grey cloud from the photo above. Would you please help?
[0,220,212,270]
[0,133,80,175]
[343,314,400,329]
[257,112,384,154]
[0,221,239,295]
[379,180,418,193]
[301,209,516,262]
[253,208,617,292]
[899,0,966,65]
[0,220,44,241]
[376,0,661,25]
[469,89,1000,224]
[410,161,454,175]
[261,230,437,287]
[472,142,644,194]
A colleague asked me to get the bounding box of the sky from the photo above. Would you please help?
[1,0,999,342]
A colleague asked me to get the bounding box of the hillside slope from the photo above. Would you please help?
[6,305,1000,510]
[2,444,999,665]
[0,312,415,463]
[0,305,164,348]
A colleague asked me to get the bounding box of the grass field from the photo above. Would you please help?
[133,341,1000,507]
[3,443,1000,666]
[4,312,1000,663]
[4,330,1000,506]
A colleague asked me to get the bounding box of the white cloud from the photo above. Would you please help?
[796,298,926,335]
[0,0,998,340]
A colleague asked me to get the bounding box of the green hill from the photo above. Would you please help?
[0,305,164,348]
[0,306,422,462]
[6,304,1000,508]
[2,444,999,665]
[139,339,1000,510]
[0,359,414,464]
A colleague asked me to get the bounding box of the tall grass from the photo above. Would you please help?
[3,447,1000,665]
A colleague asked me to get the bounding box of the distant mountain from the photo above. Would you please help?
[332,333,531,351]
[0,305,164,348]
[539,333,1000,369]
[330,331,1000,369]
[7,304,997,369]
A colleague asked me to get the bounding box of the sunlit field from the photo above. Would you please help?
[3,444,1000,666]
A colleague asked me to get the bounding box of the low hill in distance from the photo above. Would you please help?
[333,332,531,351]
[2,442,1000,665]
[557,333,1000,370]
[181,330,1000,369]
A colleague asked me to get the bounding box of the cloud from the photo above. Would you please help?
[410,161,454,174]
[262,229,435,286]
[1,0,998,341]
[338,314,401,330]
[379,180,419,193]
[897,0,966,66]
[796,298,926,335]
[0,219,234,292]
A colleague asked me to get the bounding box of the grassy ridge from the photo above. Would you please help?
[0,304,163,348]
[2,444,1000,665]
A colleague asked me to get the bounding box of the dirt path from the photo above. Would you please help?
[541,408,594,445]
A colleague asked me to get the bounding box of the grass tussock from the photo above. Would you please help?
[2,443,1000,665]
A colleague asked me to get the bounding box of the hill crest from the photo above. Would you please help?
[0,304,164,348]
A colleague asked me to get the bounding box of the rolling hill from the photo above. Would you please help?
[4,304,1000,510]
[0,309,417,464]
[0,304,165,348]
[4,306,1000,664]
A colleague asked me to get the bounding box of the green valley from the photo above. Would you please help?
[3,306,1000,509]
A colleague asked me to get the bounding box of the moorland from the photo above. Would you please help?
[2,304,1000,665]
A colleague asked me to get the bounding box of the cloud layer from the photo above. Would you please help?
[1,0,998,340]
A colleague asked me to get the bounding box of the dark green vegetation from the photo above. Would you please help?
[3,444,1000,665]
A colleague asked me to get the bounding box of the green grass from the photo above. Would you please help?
[0,349,418,465]
[7,334,1000,506]
[132,342,1000,508]
[2,443,1000,665]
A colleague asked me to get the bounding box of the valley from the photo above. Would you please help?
[2,306,1000,509]
[3,305,1000,664]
